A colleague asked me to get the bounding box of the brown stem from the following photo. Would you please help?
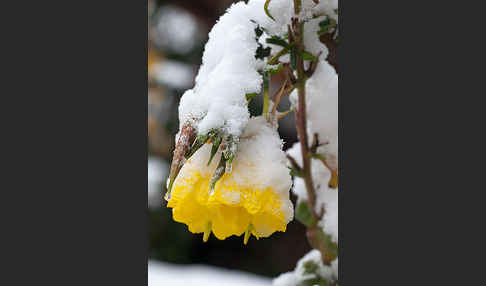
[291,13,339,268]
[286,154,301,173]
[307,225,337,265]
[293,0,301,14]
[293,19,319,221]
[166,123,197,198]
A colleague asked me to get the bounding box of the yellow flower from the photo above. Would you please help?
[166,117,293,243]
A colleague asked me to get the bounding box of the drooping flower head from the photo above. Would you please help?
[166,117,293,243]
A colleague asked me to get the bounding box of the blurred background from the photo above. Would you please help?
[148,0,311,282]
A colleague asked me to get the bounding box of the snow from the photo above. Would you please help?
[272,250,338,286]
[287,143,338,243]
[303,16,330,61]
[148,156,169,209]
[313,0,339,22]
[246,0,337,36]
[178,2,263,137]
[318,188,338,243]
[306,60,338,168]
[272,272,299,286]
[289,59,338,170]
[148,260,271,286]
[178,0,339,138]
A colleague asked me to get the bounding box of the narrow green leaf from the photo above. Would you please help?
[223,136,238,173]
[264,0,275,21]
[187,133,209,158]
[319,18,331,28]
[299,50,318,62]
[318,17,337,36]
[295,202,317,227]
[207,133,222,166]
[262,72,270,115]
[315,228,338,262]
[266,36,289,48]
[289,166,303,178]
[246,93,258,103]
[209,155,226,193]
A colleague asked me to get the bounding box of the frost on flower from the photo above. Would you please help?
[273,250,338,286]
[167,117,293,243]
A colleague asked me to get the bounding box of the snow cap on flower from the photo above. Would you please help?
[167,117,293,242]
[178,1,262,137]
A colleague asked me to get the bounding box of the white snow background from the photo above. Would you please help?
[148,260,271,286]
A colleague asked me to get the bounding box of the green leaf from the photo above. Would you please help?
[289,166,303,178]
[299,50,318,62]
[295,202,316,227]
[223,136,238,173]
[303,261,319,275]
[301,278,328,286]
[207,132,223,166]
[263,71,270,90]
[318,17,337,36]
[266,36,290,48]
[187,133,209,158]
[264,0,275,21]
[209,156,226,193]
[262,72,270,115]
[322,231,338,261]
[319,18,331,28]
[246,93,258,103]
